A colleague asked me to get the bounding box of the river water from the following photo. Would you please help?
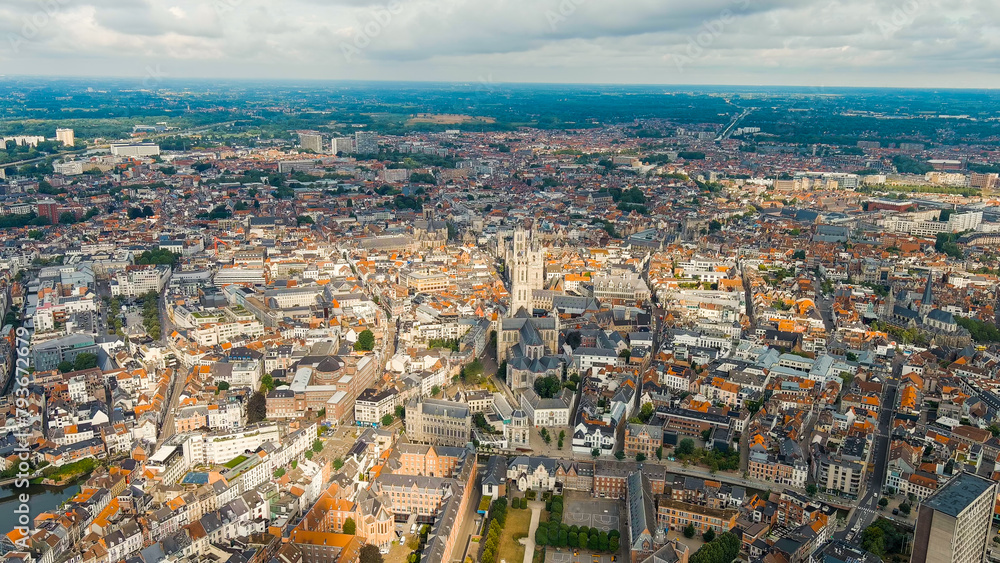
[0,482,81,534]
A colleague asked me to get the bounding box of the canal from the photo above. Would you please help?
[0,482,81,534]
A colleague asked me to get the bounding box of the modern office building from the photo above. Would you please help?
[911,472,997,563]
[110,143,160,157]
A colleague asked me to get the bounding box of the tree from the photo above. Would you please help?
[690,532,740,563]
[260,373,274,391]
[702,528,716,542]
[639,402,654,422]
[274,468,285,478]
[878,497,889,508]
[598,531,608,551]
[860,526,886,558]
[536,527,548,546]
[431,385,441,397]
[58,211,77,225]
[683,524,696,538]
[609,537,619,552]
[656,446,663,460]
[333,458,344,470]
[676,438,695,457]
[566,331,582,349]
[568,532,578,548]
[899,503,911,516]
[701,428,713,442]
[354,329,375,351]
[587,533,599,551]
[395,404,405,419]
[57,361,74,373]
[636,453,646,462]
[534,375,562,398]
[466,358,484,380]
[343,517,356,535]
[592,448,601,458]
[73,352,98,371]
[312,439,323,453]
[381,413,394,427]
[806,483,818,497]
[358,544,383,563]
[615,451,625,460]
[217,381,230,391]
[247,392,267,423]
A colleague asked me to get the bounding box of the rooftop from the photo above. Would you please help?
[923,472,996,518]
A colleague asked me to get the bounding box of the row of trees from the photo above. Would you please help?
[535,523,620,552]
[480,498,509,563]
[141,291,162,340]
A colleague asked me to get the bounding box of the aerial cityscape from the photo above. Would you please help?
[2,3,1000,563]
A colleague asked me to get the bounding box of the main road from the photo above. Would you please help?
[835,358,900,542]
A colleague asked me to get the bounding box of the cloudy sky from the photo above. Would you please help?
[0,0,997,88]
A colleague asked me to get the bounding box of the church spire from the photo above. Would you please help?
[922,271,934,309]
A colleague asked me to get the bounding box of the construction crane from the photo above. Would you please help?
[213,236,230,255]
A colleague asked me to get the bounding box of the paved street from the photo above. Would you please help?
[451,473,485,563]
[157,289,186,447]
[835,357,900,541]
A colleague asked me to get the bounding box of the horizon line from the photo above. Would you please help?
[2,74,1000,93]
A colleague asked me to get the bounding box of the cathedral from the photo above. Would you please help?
[507,227,545,317]
[499,227,564,391]
[886,271,971,348]
[412,207,449,249]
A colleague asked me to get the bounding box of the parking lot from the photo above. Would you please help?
[563,495,620,532]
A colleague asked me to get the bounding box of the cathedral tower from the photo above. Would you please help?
[509,227,544,316]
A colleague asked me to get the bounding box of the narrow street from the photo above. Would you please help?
[157,288,185,447]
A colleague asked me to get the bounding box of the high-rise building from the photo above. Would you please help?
[298,133,324,153]
[354,131,378,154]
[507,227,544,316]
[55,128,75,147]
[36,200,62,224]
[332,137,354,154]
[911,472,997,563]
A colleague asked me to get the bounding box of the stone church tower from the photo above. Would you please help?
[508,227,544,316]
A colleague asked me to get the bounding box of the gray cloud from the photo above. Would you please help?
[0,0,996,87]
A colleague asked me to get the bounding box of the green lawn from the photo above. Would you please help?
[224,455,248,468]
[498,507,533,563]
[43,457,98,481]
